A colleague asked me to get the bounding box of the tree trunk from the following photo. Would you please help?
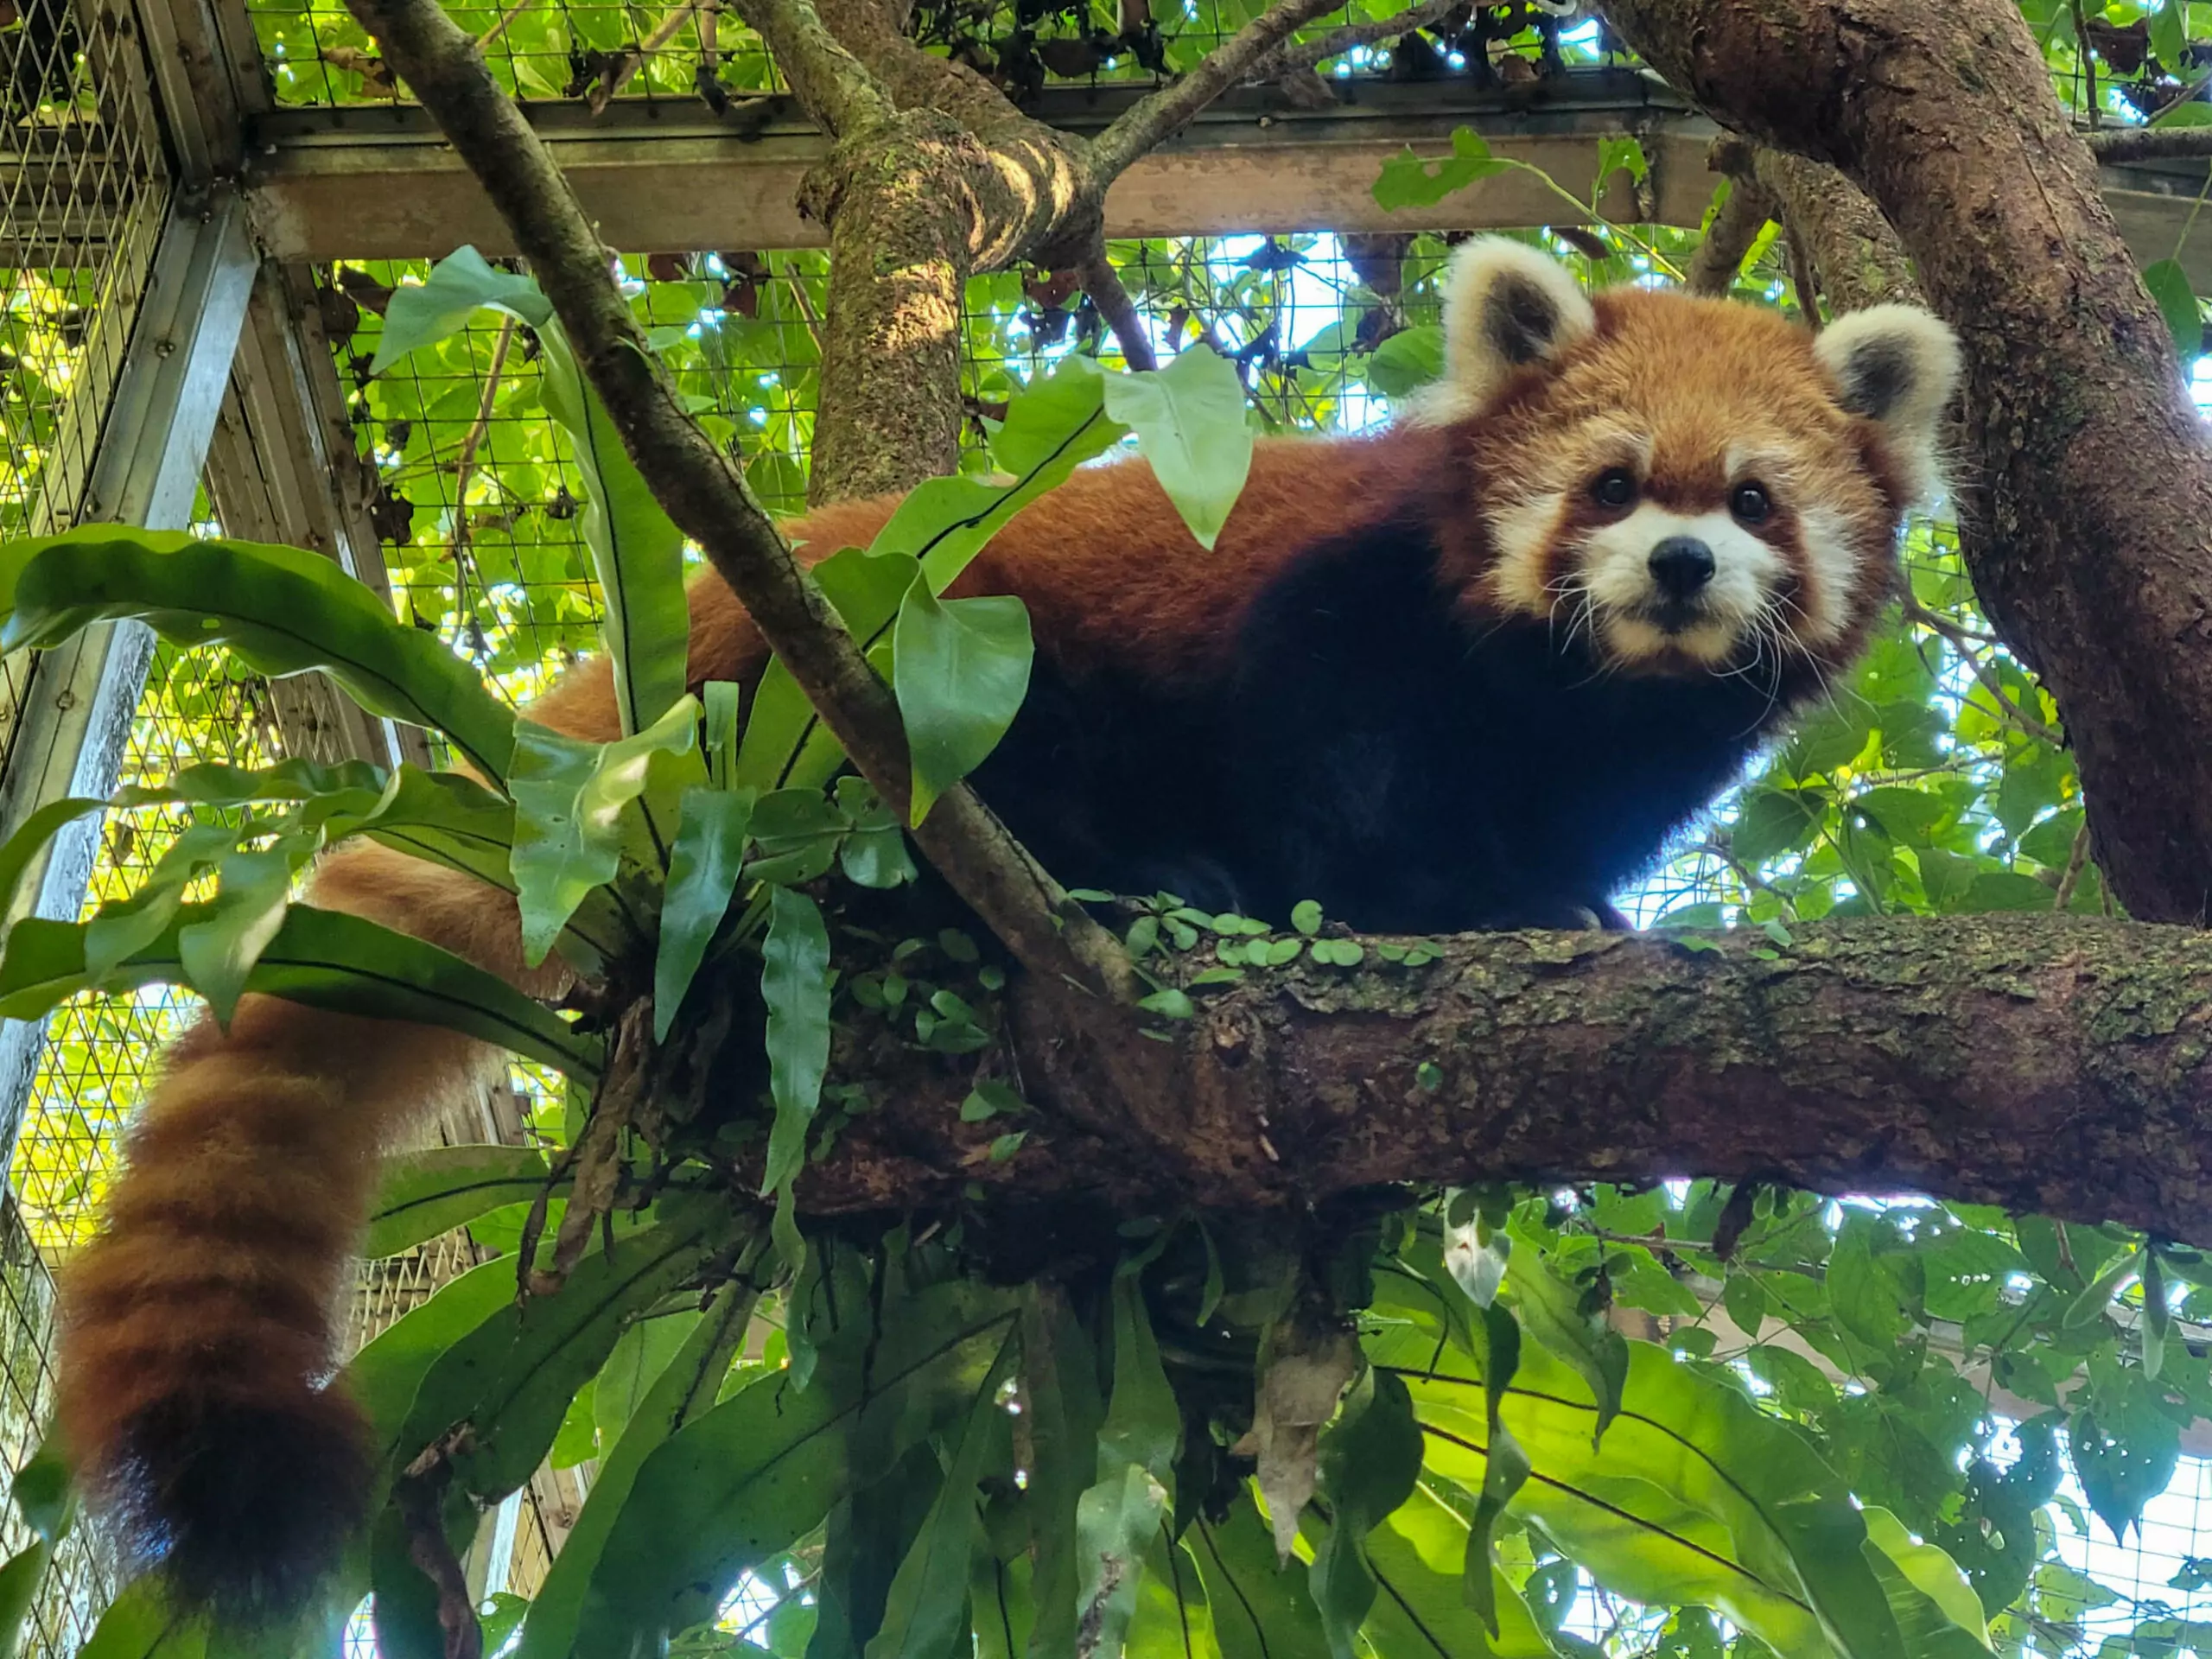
[793,915,2212,1248]
[1605,0,2212,927]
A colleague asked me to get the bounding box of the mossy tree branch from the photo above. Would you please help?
[341,0,1138,1006]
[798,915,2212,1251]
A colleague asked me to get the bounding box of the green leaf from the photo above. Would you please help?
[0,1541,50,1659]
[518,1284,756,1659]
[653,785,757,1039]
[1595,134,1649,189]
[1860,1509,1991,1658]
[2071,1373,2183,1543]
[571,1281,1020,1653]
[1367,326,1446,397]
[175,849,294,1029]
[1,531,518,784]
[1309,1370,1423,1659]
[865,1326,1020,1659]
[746,786,846,886]
[1076,1272,1180,1656]
[2145,257,2202,359]
[509,696,700,966]
[0,904,601,1080]
[1465,1304,1528,1637]
[0,796,104,920]
[893,577,1033,826]
[2154,97,2212,125]
[365,1145,555,1258]
[1827,1212,1907,1351]
[536,321,692,734]
[836,775,916,890]
[1015,1289,1104,1659]
[370,245,551,372]
[1101,346,1255,550]
[1361,1480,1557,1659]
[760,885,832,1197]
[1371,128,1513,211]
[1194,1489,1332,1659]
[8,1444,73,1549]
[595,1308,705,1449]
[2154,0,2186,68]
[346,1257,518,1448]
[396,1211,721,1503]
[1506,1253,1627,1446]
[77,1580,207,1659]
[2143,1247,2171,1381]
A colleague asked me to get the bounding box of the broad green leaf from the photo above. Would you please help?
[1102,346,1255,550]
[865,1326,1021,1659]
[653,785,757,1039]
[2154,0,2186,69]
[746,786,846,886]
[594,1308,704,1449]
[760,884,832,1197]
[1861,1509,1992,1656]
[1371,129,1512,211]
[572,1281,1020,1652]
[2143,1247,2171,1381]
[1380,1325,1947,1659]
[175,849,294,1028]
[836,775,916,889]
[518,1284,756,1659]
[0,905,601,1080]
[365,1145,556,1259]
[1193,1489,1331,1659]
[1,531,517,784]
[1368,325,1446,397]
[1076,1273,1180,1656]
[2070,1371,2183,1543]
[2145,257,2202,359]
[2154,97,2212,125]
[0,1541,48,1659]
[112,755,386,810]
[370,245,551,371]
[1505,1252,1626,1445]
[8,1444,72,1550]
[396,1209,721,1502]
[76,1581,207,1659]
[536,321,692,735]
[1309,1370,1423,1659]
[0,796,104,922]
[82,822,235,987]
[508,696,700,966]
[812,1442,946,1659]
[1016,1290,1104,1659]
[893,579,1033,825]
[1363,1481,1555,1658]
[347,1257,519,1447]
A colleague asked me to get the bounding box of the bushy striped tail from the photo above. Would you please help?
[54,840,547,1623]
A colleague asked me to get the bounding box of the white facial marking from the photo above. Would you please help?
[1485,490,1568,615]
[1580,505,1783,666]
[1792,502,1858,646]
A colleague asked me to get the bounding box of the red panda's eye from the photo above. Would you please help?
[1732,482,1772,523]
[1592,468,1636,509]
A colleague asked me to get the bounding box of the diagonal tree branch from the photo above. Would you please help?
[342,0,1138,1005]
[1091,0,1347,180]
[1244,0,1459,83]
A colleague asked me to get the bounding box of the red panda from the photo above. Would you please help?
[51,238,1958,1620]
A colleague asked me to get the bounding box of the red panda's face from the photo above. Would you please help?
[1414,239,1961,681]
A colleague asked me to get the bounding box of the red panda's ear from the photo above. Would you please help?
[1407,237,1595,425]
[1815,303,1962,505]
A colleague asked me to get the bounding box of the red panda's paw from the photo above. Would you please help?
[100,1385,372,1629]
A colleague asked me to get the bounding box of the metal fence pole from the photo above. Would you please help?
[0,185,257,1173]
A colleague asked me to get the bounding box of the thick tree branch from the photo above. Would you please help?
[1091,0,1348,181]
[798,916,2212,1250]
[724,0,893,132]
[1605,0,2212,926]
[1684,150,1776,296]
[343,0,1137,1004]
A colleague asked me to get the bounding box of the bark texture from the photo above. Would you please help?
[797,916,2212,1249]
[1605,0,2212,926]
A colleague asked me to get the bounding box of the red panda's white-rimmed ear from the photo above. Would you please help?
[1815,303,1962,505]
[1407,237,1595,425]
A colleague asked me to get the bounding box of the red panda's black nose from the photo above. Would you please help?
[1648,537,1716,601]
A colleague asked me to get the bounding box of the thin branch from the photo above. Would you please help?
[1076,243,1156,372]
[1245,0,1457,80]
[590,0,702,109]
[1903,596,2068,747]
[725,0,896,136]
[1090,0,1346,181]
[2072,0,2100,127]
[344,0,1138,1005]
[2054,816,2094,911]
[446,312,516,576]
[2088,124,2212,162]
[476,0,534,48]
